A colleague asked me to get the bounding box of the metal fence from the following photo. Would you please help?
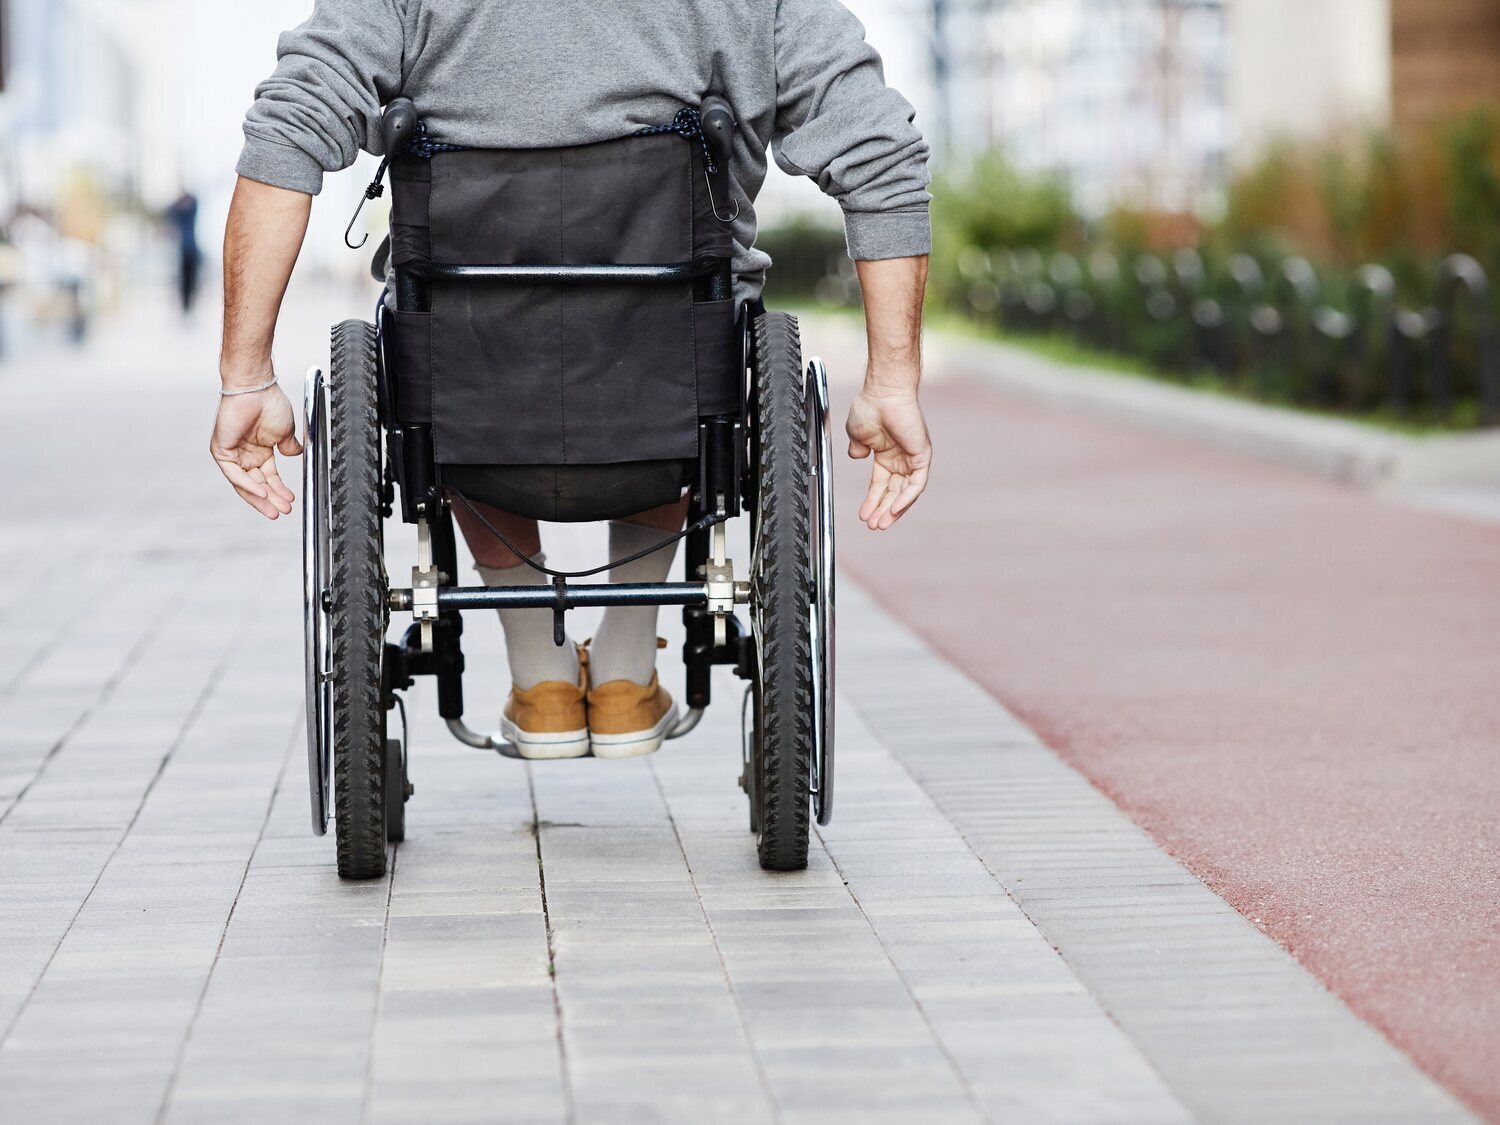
[959,248,1500,427]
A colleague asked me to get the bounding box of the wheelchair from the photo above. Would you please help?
[303,97,836,879]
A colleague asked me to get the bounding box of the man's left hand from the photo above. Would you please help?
[846,387,931,531]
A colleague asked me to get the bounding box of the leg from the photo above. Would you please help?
[589,494,691,686]
[452,498,541,568]
[179,250,201,315]
[452,497,578,691]
[585,494,689,758]
[621,495,692,533]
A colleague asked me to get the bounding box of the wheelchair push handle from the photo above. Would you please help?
[345,99,418,250]
[699,96,736,170]
[382,97,419,158]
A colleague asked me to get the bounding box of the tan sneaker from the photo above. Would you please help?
[501,648,589,760]
[587,642,679,760]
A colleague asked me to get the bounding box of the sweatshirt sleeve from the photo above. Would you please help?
[772,0,932,260]
[236,0,406,196]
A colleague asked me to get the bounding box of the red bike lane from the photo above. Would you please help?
[835,371,1500,1120]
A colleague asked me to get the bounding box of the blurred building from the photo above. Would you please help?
[918,0,1500,216]
[1391,0,1500,133]
[1228,0,1391,157]
[2,0,133,224]
[934,0,1229,215]
[0,0,183,352]
[0,0,181,223]
[1230,0,1500,147]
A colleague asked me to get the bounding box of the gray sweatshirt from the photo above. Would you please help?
[238,0,931,290]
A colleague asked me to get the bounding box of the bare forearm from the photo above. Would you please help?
[846,255,932,530]
[856,255,928,397]
[221,177,312,390]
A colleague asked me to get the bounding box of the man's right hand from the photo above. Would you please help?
[210,384,303,519]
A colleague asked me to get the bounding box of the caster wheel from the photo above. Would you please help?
[741,684,762,836]
[385,738,408,844]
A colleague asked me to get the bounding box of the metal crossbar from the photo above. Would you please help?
[389,583,712,612]
[405,260,722,285]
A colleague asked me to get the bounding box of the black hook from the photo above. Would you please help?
[344,159,389,250]
[343,199,372,250]
[704,169,739,224]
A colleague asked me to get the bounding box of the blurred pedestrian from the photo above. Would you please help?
[165,191,202,316]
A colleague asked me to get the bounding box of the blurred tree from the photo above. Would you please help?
[756,217,851,300]
[929,151,1078,305]
[1352,130,1416,265]
[1440,108,1500,268]
[932,152,1076,250]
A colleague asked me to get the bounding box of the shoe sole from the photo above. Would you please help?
[590,705,680,760]
[500,720,591,761]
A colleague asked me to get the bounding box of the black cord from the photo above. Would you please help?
[447,486,722,580]
[403,120,470,159]
[634,107,719,175]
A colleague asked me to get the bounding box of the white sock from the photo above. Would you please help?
[475,554,579,691]
[588,521,680,686]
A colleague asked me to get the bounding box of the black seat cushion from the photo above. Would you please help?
[443,461,691,523]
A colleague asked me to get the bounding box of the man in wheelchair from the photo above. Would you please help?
[211,0,931,875]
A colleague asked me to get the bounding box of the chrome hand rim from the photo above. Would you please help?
[806,358,836,826]
[302,368,334,835]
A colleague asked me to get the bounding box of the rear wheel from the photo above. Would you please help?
[749,313,813,871]
[328,320,389,880]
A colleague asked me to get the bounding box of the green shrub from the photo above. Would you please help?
[756,108,1500,428]
[1440,107,1500,267]
[930,152,1078,306]
[757,216,849,300]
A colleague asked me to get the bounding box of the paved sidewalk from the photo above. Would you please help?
[0,293,1474,1123]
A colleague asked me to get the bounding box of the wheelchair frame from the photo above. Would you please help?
[302,98,836,879]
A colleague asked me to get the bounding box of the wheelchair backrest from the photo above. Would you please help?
[384,121,739,468]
